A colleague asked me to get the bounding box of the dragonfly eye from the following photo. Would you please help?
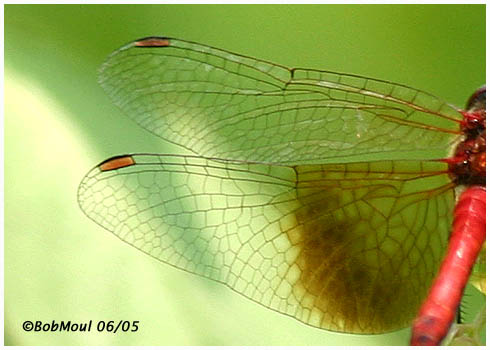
[466,85,486,112]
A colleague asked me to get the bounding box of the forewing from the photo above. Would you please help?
[100,38,461,164]
[98,37,462,164]
[78,154,454,333]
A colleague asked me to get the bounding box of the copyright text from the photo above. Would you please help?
[22,320,139,333]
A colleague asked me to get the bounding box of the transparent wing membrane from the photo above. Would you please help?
[78,154,454,333]
[80,37,467,335]
[98,37,462,164]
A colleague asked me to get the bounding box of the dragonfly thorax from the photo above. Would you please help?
[448,87,486,186]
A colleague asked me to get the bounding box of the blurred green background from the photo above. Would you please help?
[5,4,485,346]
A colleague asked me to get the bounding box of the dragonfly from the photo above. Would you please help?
[78,37,486,345]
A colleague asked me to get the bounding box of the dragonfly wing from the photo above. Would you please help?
[78,154,454,333]
[99,37,462,164]
[470,243,486,294]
